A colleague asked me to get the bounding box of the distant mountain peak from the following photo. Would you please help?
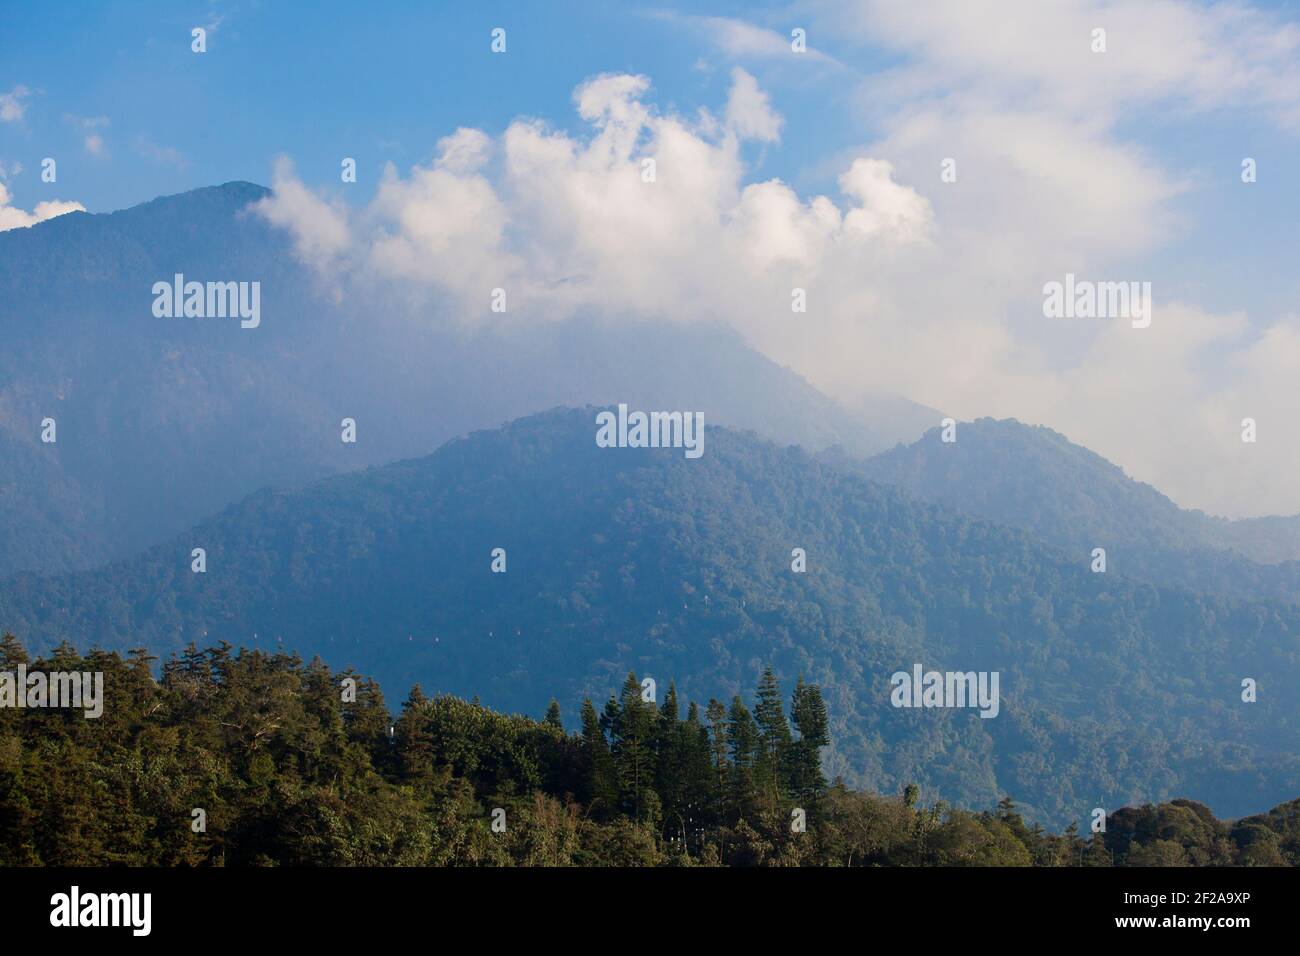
[103,181,271,222]
[848,415,1300,594]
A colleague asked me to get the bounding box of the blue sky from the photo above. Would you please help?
[0,1,880,208]
[2,1,1296,315]
[4,0,1300,516]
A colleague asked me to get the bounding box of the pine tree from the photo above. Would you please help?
[655,682,688,839]
[395,684,434,782]
[705,698,729,812]
[339,671,390,758]
[789,678,829,806]
[0,634,34,741]
[660,682,680,723]
[579,697,618,817]
[0,632,29,668]
[727,695,759,822]
[544,699,563,729]
[1082,830,1113,866]
[608,673,658,824]
[681,701,715,842]
[753,667,792,808]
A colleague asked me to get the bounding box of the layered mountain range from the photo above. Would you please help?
[2,406,1297,827]
[3,184,1297,828]
[0,182,919,576]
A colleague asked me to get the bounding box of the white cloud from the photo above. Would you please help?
[0,182,84,231]
[0,85,29,123]
[839,158,933,242]
[836,0,1300,129]
[725,67,783,143]
[784,0,1300,516]
[703,16,798,58]
[251,156,351,273]
[65,115,111,158]
[366,131,512,297]
[1009,303,1300,520]
[257,68,928,318]
[657,12,846,69]
[433,127,492,174]
[254,13,1300,517]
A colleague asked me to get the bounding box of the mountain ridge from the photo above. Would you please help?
[3,405,1296,828]
[833,416,1300,602]
[0,182,916,576]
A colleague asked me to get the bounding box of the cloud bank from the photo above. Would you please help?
[255,3,1300,518]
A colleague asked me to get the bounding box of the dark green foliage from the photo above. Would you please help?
[605,673,658,824]
[543,700,563,729]
[789,677,829,807]
[727,695,760,823]
[578,697,618,816]
[0,635,1291,867]
[753,666,792,810]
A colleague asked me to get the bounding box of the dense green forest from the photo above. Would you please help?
[1,636,1294,867]
[841,416,1300,603]
[4,408,1299,827]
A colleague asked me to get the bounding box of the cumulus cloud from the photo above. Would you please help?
[254,5,1300,517]
[0,182,84,232]
[839,158,933,242]
[724,67,782,143]
[366,127,512,297]
[257,68,929,322]
[250,156,351,273]
[783,0,1300,517]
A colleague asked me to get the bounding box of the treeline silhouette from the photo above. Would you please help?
[0,635,1295,866]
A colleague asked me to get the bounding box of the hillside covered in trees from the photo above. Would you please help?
[1,637,1294,867]
[2,408,1299,828]
[840,417,1300,603]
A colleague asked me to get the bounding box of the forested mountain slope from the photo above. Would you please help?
[841,418,1300,603]
[3,407,1296,827]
